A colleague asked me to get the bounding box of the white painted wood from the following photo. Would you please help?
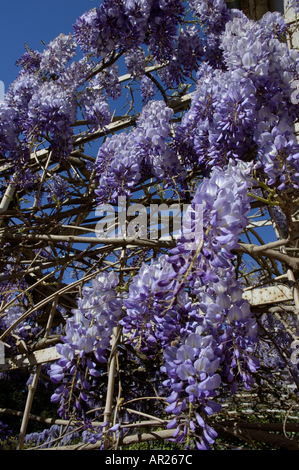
[0,346,61,373]
[243,284,293,305]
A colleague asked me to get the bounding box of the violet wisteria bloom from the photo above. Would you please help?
[162,332,222,449]
[174,9,299,189]
[140,75,156,103]
[158,26,203,88]
[95,100,184,203]
[4,72,41,123]
[189,0,230,34]
[81,88,111,132]
[49,271,123,418]
[124,47,146,78]
[287,0,299,14]
[25,81,77,159]
[0,103,19,159]
[39,34,77,75]
[15,46,42,72]
[0,421,13,450]
[0,305,29,340]
[94,64,122,101]
[46,175,70,205]
[73,0,185,61]
[157,161,258,447]
[120,254,203,355]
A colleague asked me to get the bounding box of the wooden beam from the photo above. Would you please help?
[242,284,293,306]
[0,346,61,373]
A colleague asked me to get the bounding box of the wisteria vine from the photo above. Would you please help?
[1,0,299,451]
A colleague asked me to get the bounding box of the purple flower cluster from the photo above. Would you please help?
[80,88,111,132]
[0,264,30,342]
[11,168,38,191]
[1,73,41,163]
[25,81,77,158]
[0,104,17,159]
[95,131,143,203]
[73,0,152,57]
[73,0,185,61]
[189,0,230,34]
[16,34,76,77]
[24,419,120,449]
[46,175,70,205]
[2,37,109,162]
[119,161,259,448]
[125,20,203,91]
[5,72,41,124]
[48,165,259,447]
[174,11,299,189]
[124,48,146,78]
[94,64,122,101]
[140,75,156,103]
[158,26,203,88]
[288,0,299,14]
[188,0,238,69]
[0,305,29,340]
[58,56,95,89]
[15,46,42,73]
[3,0,296,450]
[24,425,61,449]
[0,421,13,450]
[0,261,28,304]
[271,205,288,235]
[39,34,77,75]
[49,271,122,418]
[120,255,203,355]
[162,333,221,449]
[95,100,183,203]
[160,163,257,447]
[147,0,185,63]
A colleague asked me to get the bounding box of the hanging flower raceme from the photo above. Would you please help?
[2,0,297,451]
[124,48,146,78]
[120,254,203,356]
[73,0,185,61]
[49,271,123,419]
[116,160,258,449]
[158,25,204,88]
[174,10,299,189]
[189,0,230,35]
[0,104,19,159]
[39,33,77,76]
[0,305,29,341]
[158,160,259,448]
[46,175,70,205]
[25,81,78,159]
[80,88,111,132]
[0,421,13,450]
[95,100,184,204]
[140,75,156,103]
[162,332,222,449]
[288,0,299,14]
[3,38,97,162]
[73,0,153,58]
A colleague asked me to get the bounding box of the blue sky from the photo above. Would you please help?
[0,0,97,92]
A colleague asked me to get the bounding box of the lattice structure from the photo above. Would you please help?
[1,0,299,451]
